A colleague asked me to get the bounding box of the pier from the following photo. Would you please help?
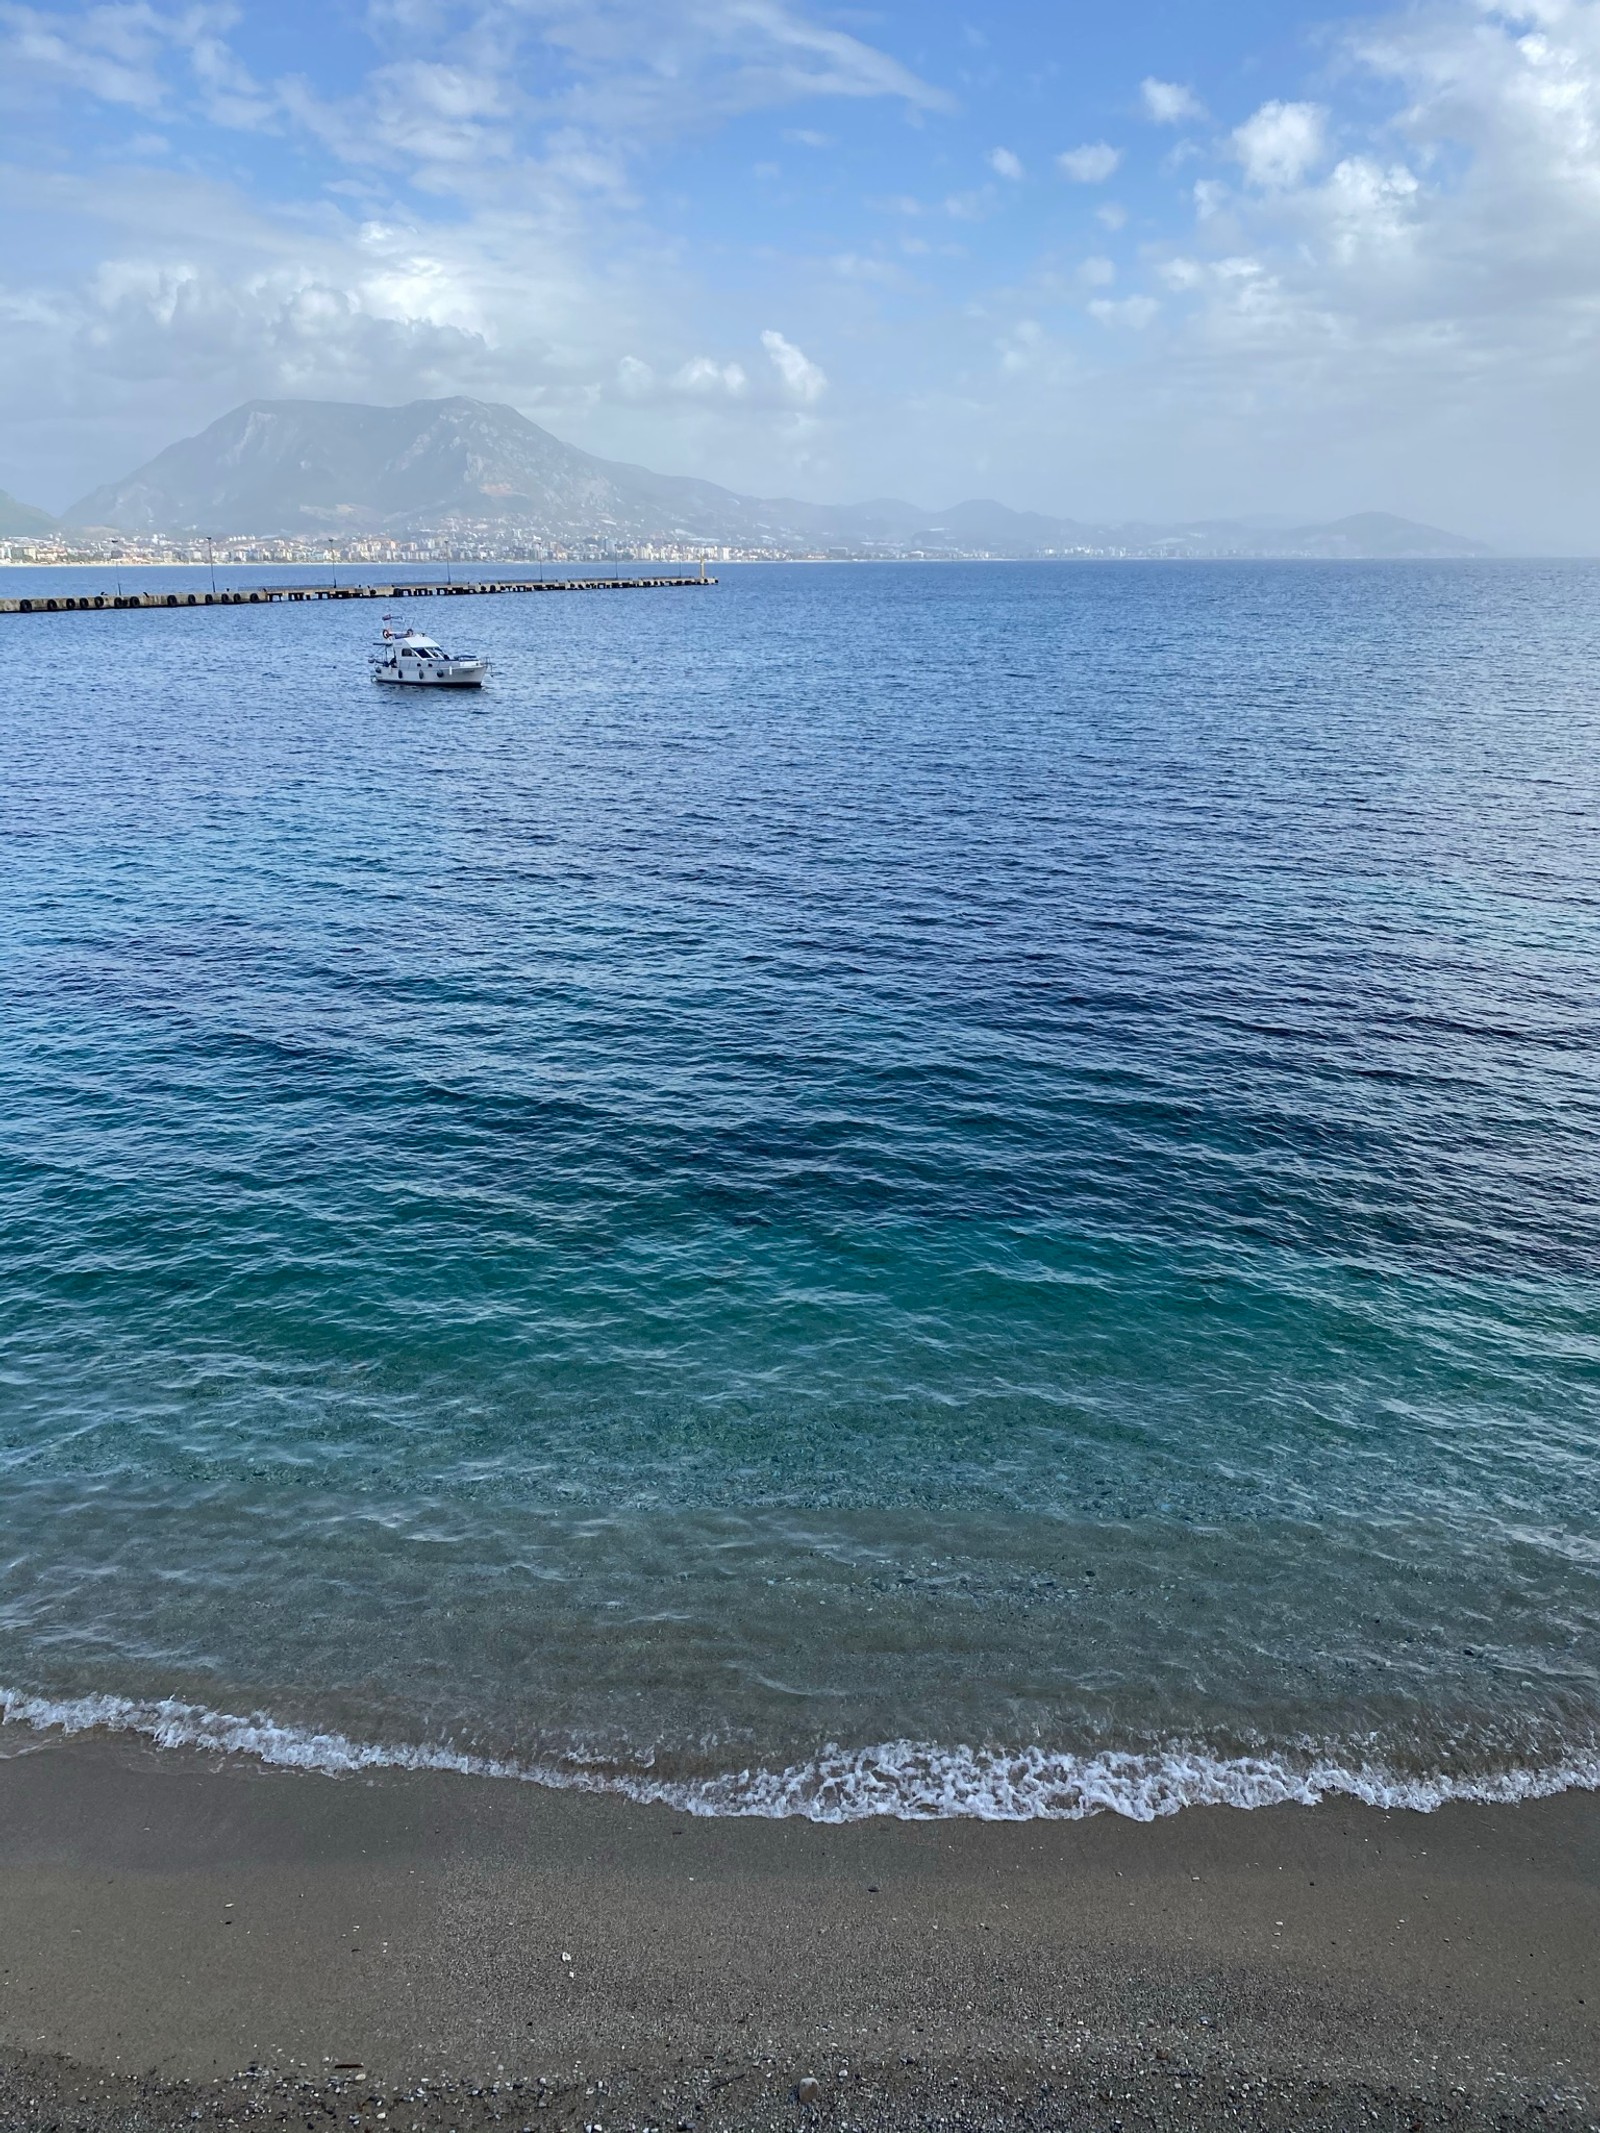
[0,573,715,616]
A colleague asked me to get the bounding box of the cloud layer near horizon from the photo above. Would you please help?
[4,0,1600,545]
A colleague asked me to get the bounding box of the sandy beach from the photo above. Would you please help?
[0,1735,1593,2130]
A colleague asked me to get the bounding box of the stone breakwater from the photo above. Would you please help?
[0,574,715,614]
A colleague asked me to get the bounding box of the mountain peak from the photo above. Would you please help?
[61,396,1490,558]
[66,396,592,536]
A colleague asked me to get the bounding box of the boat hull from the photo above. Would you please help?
[373,669,487,688]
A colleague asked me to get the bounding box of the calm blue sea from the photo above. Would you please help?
[2,558,1597,1819]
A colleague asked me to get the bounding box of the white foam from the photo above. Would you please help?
[643,1739,1600,1821]
[3,1685,1597,1823]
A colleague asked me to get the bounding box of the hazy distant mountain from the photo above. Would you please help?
[1278,512,1486,559]
[64,397,1490,558]
[0,488,57,536]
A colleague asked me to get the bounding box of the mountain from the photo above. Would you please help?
[1278,511,1486,559]
[65,397,844,546]
[67,398,641,539]
[0,488,58,537]
[64,397,1490,558]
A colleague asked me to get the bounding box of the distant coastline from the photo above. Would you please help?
[5,393,1494,563]
[0,548,1515,570]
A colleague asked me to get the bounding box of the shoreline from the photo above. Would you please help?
[6,1686,1600,1823]
[0,1734,1594,2130]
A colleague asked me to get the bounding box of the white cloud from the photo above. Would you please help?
[1096,201,1129,230]
[1079,0,1600,541]
[673,355,748,393]
[343,60,516,167]
[516,0,951,137]
[989,146,1024,180]
[1193,178,1227,220]
[0,0,947,502]
[16,0,1600,545]
[2,0,948,182]
[761,328,827,400]
[1057,142,1121,183]
[1141,78,1205,124]
[0,3,169,109]
[997,318,1045,373]
[1231,100,1328,188]
[1080,256,1117,286]
[1088,294,1159,328]
[1316,156,1422,265]
[0,0,273,122]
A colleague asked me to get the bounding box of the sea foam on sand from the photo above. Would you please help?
[4,1685,1598,1823]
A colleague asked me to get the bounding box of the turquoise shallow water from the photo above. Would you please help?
[2,559,1598,1817]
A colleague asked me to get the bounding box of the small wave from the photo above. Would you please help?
[670,1739,1600,1820]
[3,1685,1597,1823]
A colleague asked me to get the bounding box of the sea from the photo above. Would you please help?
[1,557,1597,1822]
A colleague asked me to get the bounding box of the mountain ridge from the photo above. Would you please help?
[0,488,58,537]
[64,397,1490,558]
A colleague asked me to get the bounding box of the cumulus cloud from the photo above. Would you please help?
[611,351,754,400]
[761,328,827,401]
[1057,142,1121,183]
[12,0,1600,543]
[1093,0,1600,540]
[989,146,1024,180]
[1231,100,1328,187]
[1141,77,1205,124]
[673,355,748,393]
[0,0,937,500]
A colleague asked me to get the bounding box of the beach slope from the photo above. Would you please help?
[0,1738,1593,2130]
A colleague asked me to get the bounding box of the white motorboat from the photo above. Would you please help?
[371,624,488,689]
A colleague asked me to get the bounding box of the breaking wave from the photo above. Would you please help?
[4,1685,1598,1823]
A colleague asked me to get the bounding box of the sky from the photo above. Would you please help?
[3,0,1600,545]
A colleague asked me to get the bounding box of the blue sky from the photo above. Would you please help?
[4,0,1600,544]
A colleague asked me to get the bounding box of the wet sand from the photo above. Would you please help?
[0,1735,1594,2129]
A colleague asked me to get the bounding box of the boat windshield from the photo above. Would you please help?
[376,629,476,661]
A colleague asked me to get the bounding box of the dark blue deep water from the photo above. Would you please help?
[2,559,1598,1818]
